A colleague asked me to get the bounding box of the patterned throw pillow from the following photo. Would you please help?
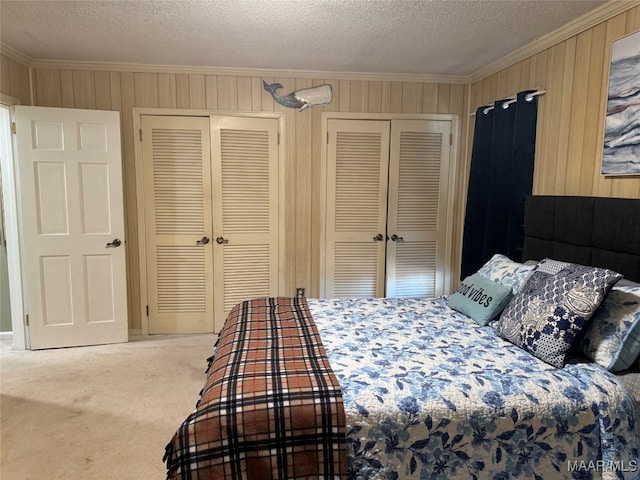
[496,259,622,368]
[577,283,640,372]
[477,254,536,293]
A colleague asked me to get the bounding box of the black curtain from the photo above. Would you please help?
[461,90,538,279]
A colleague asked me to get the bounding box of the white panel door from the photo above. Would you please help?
[15,106,128,349]
[141,115,213,334]
[325,119,390,298]
[211,116,279,331]
[385,120,451,298]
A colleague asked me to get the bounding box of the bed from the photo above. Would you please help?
[165,195,640,480]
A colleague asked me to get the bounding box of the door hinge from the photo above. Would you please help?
[25,314,29,326]
[327,132,329,144]
[139,129,142,142]
[449,133,453,146]
[146,305,149,316]
[11,122,16,135]
[277,132,280,145]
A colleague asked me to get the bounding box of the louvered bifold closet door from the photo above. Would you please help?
[385,120,451,298]
[211,116,279,331]
[326,119,390,298]
[141,116,213,334]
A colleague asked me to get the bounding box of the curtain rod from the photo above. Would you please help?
[469,89,546,116]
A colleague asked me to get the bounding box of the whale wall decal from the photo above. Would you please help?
[263,81,333,111]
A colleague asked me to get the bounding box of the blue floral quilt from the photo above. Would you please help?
[308,297,640,480]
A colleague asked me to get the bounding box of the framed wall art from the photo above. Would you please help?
[602,29,640,176]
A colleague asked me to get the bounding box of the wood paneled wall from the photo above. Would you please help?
[469,5,640,200]
[0,54,30,105]
[4,65,467,329]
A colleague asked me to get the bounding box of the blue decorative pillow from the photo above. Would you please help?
[448,274,513,326]
[496,259,622,368]
[477,254,536,293]
[577,283,640,372]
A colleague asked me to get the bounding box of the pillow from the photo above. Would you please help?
[496,259,622,368]
[477,254,537,293]
[577,282,640,372]
[448,274,513,326]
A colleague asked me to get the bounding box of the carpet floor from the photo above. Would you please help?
[1,333,217,480]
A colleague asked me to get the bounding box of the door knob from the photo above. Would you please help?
[391,234,404,242]
[216,236,229,244]
[106,238,122,248]
[196,236,210,245]
[373,233,384,242]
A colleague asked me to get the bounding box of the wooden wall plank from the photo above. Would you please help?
[553,37,577,194]
[310,79,325,296]
[368,81,382,112]
[60,70,75,107]
[1,54,31,105]
[402,82,422,113]
[237,76,252,111]
[71,70,96,109]
[505,61,522,95]
[348,80,365,113]
[109,72,122,113]
[158,74,177,108]
[436,83,450,113]
[518,58,531,91]
[94,71,112,110]
[1,55,12,98]
[217,75,237,110]
[422,83,439,112]
[338,80,350,111]
[250,77,263,111]
[389,82,403,113]
[580,23,606,195]
[175,74,190,109]
[134,72,159,108]
[380,81,391,112]
[189,74,206,109]
[118,72,141,329]
[33,69,62,107]
[205,75,218,110]
[564,31,591,195]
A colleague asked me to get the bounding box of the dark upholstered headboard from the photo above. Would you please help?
[522,195,640,282]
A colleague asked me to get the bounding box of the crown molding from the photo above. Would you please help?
[0,42,32,66]
[470,0,640,83]
[25,58,470,84]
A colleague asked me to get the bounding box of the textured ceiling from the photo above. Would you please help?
[0,0,608,77]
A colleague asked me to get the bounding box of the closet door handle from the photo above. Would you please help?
[106,238,122,248]
[373,233,384,242]
[196,236,210,245]
[391,234,404,242]
[216,236,229,245]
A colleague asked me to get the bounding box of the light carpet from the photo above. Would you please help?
[1,333,217,480]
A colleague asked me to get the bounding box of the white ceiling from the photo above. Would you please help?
[0,0,609,78]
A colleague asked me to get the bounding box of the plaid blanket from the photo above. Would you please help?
[164,297,347,479]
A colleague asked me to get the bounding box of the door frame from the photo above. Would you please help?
[319,112,460,298]
[0,96,27,349]
[133,108,286,335]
